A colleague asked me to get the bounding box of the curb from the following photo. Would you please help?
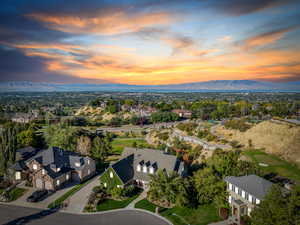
[61,208,173,225]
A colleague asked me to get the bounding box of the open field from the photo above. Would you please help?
[243,149,300,187]
[111,138,152,154]
[216,120,300,165]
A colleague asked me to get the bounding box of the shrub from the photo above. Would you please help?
[224,119,251,132]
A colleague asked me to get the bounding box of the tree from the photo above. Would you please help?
[193,167,226,204]
[148,170,190,207]
[251,185,288,225]
[43,124,78,151]
[17,129,37,148]
[91,136,112,161]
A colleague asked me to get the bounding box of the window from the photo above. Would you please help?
[248,194,253,203]
[229,183,232,190]
[56,180,60,185]
[149,167,154,174]
[42,169,45,175]
[66,174,69,180]
[15,171,21,180]
[256,198,260,204]
[235,187,239,194]
[137,164,141,172]
[75,162,81,167]
[87,159,90,165]
[33,164,37,170]
[110,171,113,178]
[228,195,232,204]
[88,169,90,175]
[242,190,245,198]
[143,165,147,173]
[57,167,61,172]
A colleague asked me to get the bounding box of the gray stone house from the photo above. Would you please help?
[224,175,273,225]
[13,147,96,190]
[100,147,186,189]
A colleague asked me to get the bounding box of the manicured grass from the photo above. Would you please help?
[243,149,300,187]
[8,187,27,201]
[160,204,220,225]
[48,179,93,208]
[111,138,151,154]
[96,193,140,211]
[135,198,160,212]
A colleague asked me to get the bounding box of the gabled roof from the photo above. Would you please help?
[225,175,273,200]
[24,147,91,175]
[109,147,184,183]
[111,154,134,184]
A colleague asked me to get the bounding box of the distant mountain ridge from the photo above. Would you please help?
[0,80,299,92]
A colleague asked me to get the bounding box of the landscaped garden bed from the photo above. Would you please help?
[85,185,142,212]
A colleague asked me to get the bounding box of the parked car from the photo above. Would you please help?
[26,190,53,202]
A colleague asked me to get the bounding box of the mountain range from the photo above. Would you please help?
[0,80,300,92]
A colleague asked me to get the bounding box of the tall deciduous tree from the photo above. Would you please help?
[91,136,112,161]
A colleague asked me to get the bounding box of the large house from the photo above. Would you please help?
[172,109,192,118]
[100,147,186,189]
[224,175,273,225]
[13,147,96,190]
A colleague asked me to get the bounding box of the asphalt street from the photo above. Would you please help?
[0,205,170,225]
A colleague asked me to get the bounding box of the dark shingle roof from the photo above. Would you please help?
[25,147,90,176]
[111,154,134,184]
[225,175,273,200]
[109,147,184,183]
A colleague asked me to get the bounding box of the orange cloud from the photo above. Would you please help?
[27,11,174,35]
[241,26,299,50]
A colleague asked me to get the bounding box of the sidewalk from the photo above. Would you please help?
[126,189,147,209]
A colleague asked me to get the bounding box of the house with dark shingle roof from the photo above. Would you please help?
[12,147,96,190]
[224,175,274,225]
[100,147,186,189]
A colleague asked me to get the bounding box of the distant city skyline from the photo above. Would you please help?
[0,0,300,85]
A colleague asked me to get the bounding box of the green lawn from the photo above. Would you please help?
[48,179,93,208]
[243,149,300,187]
[96,193,140,211]
[111,138,151,154]
[8,187,27,201]
[160,204,220,225]
[135,198,160,212]
[135,199,220,225]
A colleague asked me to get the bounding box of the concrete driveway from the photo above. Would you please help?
[0,204,171,225]
[6,181,78,209]
[64,175,100,213]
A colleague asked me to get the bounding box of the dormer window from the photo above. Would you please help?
[33,164,37,170]
[137,164,141,172]
[149,166,154,174]
[248,194,253,203]
[143,165,147,173]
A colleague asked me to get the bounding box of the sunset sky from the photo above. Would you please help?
[0,0,300,85]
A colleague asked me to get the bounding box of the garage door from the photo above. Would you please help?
[45,181,53,190]
[35,178,43,189]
